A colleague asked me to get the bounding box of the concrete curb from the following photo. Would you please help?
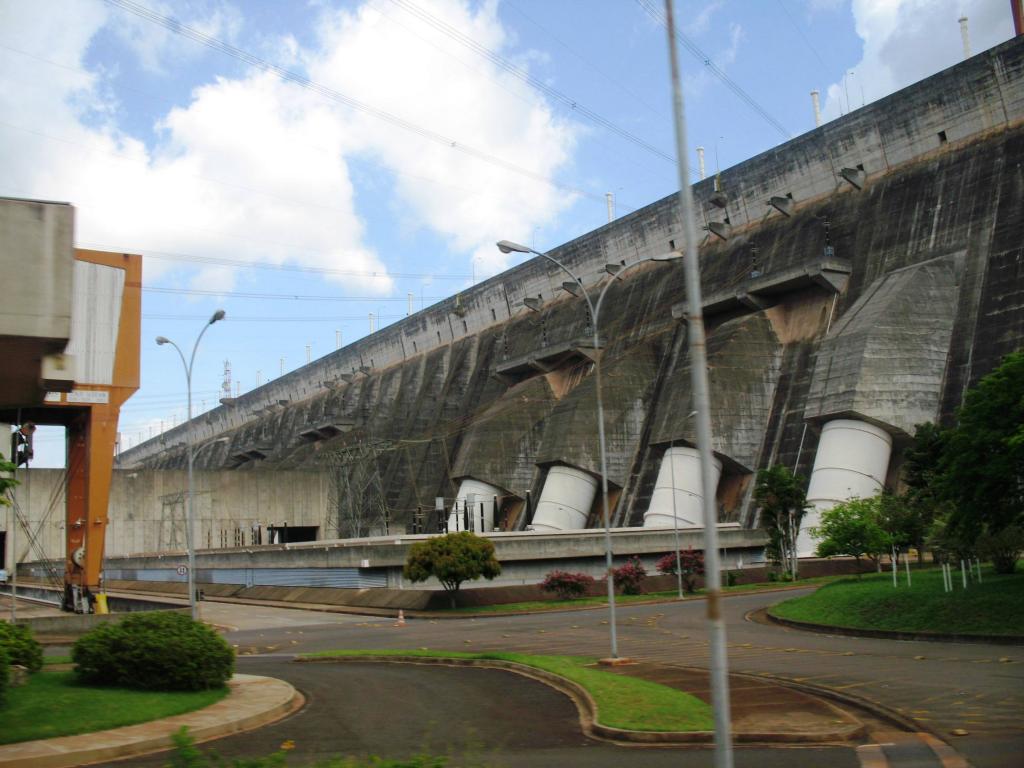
[0,674,303,768]
[297,655,865,745]
[765,611,1024,645]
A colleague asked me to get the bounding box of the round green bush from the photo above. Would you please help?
[72,611,234,691]
[0,622,43,672]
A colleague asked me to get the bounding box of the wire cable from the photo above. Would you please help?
[634,0,792,140]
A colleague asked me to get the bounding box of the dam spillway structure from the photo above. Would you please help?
[27,35,1022,581]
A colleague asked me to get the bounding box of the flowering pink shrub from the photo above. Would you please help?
[540,570,596,600]
[656,548,705,593]
[612,557,648,595]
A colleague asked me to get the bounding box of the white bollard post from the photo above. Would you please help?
[961,559,968,589]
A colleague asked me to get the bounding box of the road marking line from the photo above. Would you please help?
[918,732,970,768]
[856,743,889,768]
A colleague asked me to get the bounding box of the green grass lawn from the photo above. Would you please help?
[446,573,844,614]
[769,565,1024,636]
[0,671,229,745]
[305,649,712,732]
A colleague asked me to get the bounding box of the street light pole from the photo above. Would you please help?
[157,309,225,621]
[664,1,734,765]
[497,241,681,659]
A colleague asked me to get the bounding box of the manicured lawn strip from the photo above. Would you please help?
[446,574,846,614]
[769,566,1024,636]
[1,671,228,745]
[42,654,72,665]
[305,649,713,732]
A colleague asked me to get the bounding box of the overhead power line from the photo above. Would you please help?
[102,0,630,210]
[634,0,792,140]
[145,286,445,302]
[385,0,676,164]
[78,244,472,281]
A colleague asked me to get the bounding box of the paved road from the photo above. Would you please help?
[109,657,858,768]
[211,589,1022,768]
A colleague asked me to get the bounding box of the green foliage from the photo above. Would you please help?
[976,525,1023,574]
[0,622,43,672]
[813,497,891,567]
[939,351,1024,539]
[72,611,234,691]
[770,565,1024,636]
[540,570,595,599]
[753,465,807,578]
[612,557,647,595]
[655,549,704,593]
[1,670,226,744]
[0,647,9,708]
[0,457,18,507]
[403,532,501,607]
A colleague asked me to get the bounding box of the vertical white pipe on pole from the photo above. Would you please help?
[669,442,684,599]
[959,16,971,58]
[810,90,822,127]
[696,147,706,180]
[664,2,733,764]
[606,192,615,223]
[408,293,414,316]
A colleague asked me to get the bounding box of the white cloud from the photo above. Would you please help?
[109,0,243,74]
[305,0,578,278]
[685,0,724,36]
[0,0,577,290]
[821,0,1015,120]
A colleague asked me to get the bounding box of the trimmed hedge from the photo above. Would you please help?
[72,611,234,691]
[0,623,43,672]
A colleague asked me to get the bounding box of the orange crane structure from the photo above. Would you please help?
[1,198,140,613]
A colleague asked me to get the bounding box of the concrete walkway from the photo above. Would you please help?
[0,674,300,768]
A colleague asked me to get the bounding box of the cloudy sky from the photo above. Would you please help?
[0,0,1013,465]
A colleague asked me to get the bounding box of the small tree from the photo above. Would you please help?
[403,531,501,608]
[753,465,808,579]
[540,570,595,600]
[0,457,18,506]
[813,497,891,572]
[938,351,1024,572]
[656,548,704,593]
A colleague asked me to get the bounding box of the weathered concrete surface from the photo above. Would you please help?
[105,39,1024,543]
[8,469,329,560]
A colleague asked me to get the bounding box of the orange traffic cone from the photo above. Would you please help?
[394,609,406,627]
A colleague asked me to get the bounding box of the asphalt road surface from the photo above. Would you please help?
[99,588,1021,768]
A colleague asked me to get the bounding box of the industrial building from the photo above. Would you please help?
[7,36,1024,597]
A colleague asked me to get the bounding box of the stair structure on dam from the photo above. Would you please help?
[27,35,1023,577]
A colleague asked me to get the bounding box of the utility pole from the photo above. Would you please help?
[664,1,734,765]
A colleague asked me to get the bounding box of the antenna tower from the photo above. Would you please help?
[222,360,232,399]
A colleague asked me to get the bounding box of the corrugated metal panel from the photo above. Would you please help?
[67,260,123,385]
[105,567,386,589]
[250,568,385,588]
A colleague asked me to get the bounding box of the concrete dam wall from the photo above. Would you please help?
[114,38,1024,551]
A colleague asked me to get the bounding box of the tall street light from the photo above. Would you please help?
[665,0,734,764]
[497,239,681,659]
[156,309,226,620]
